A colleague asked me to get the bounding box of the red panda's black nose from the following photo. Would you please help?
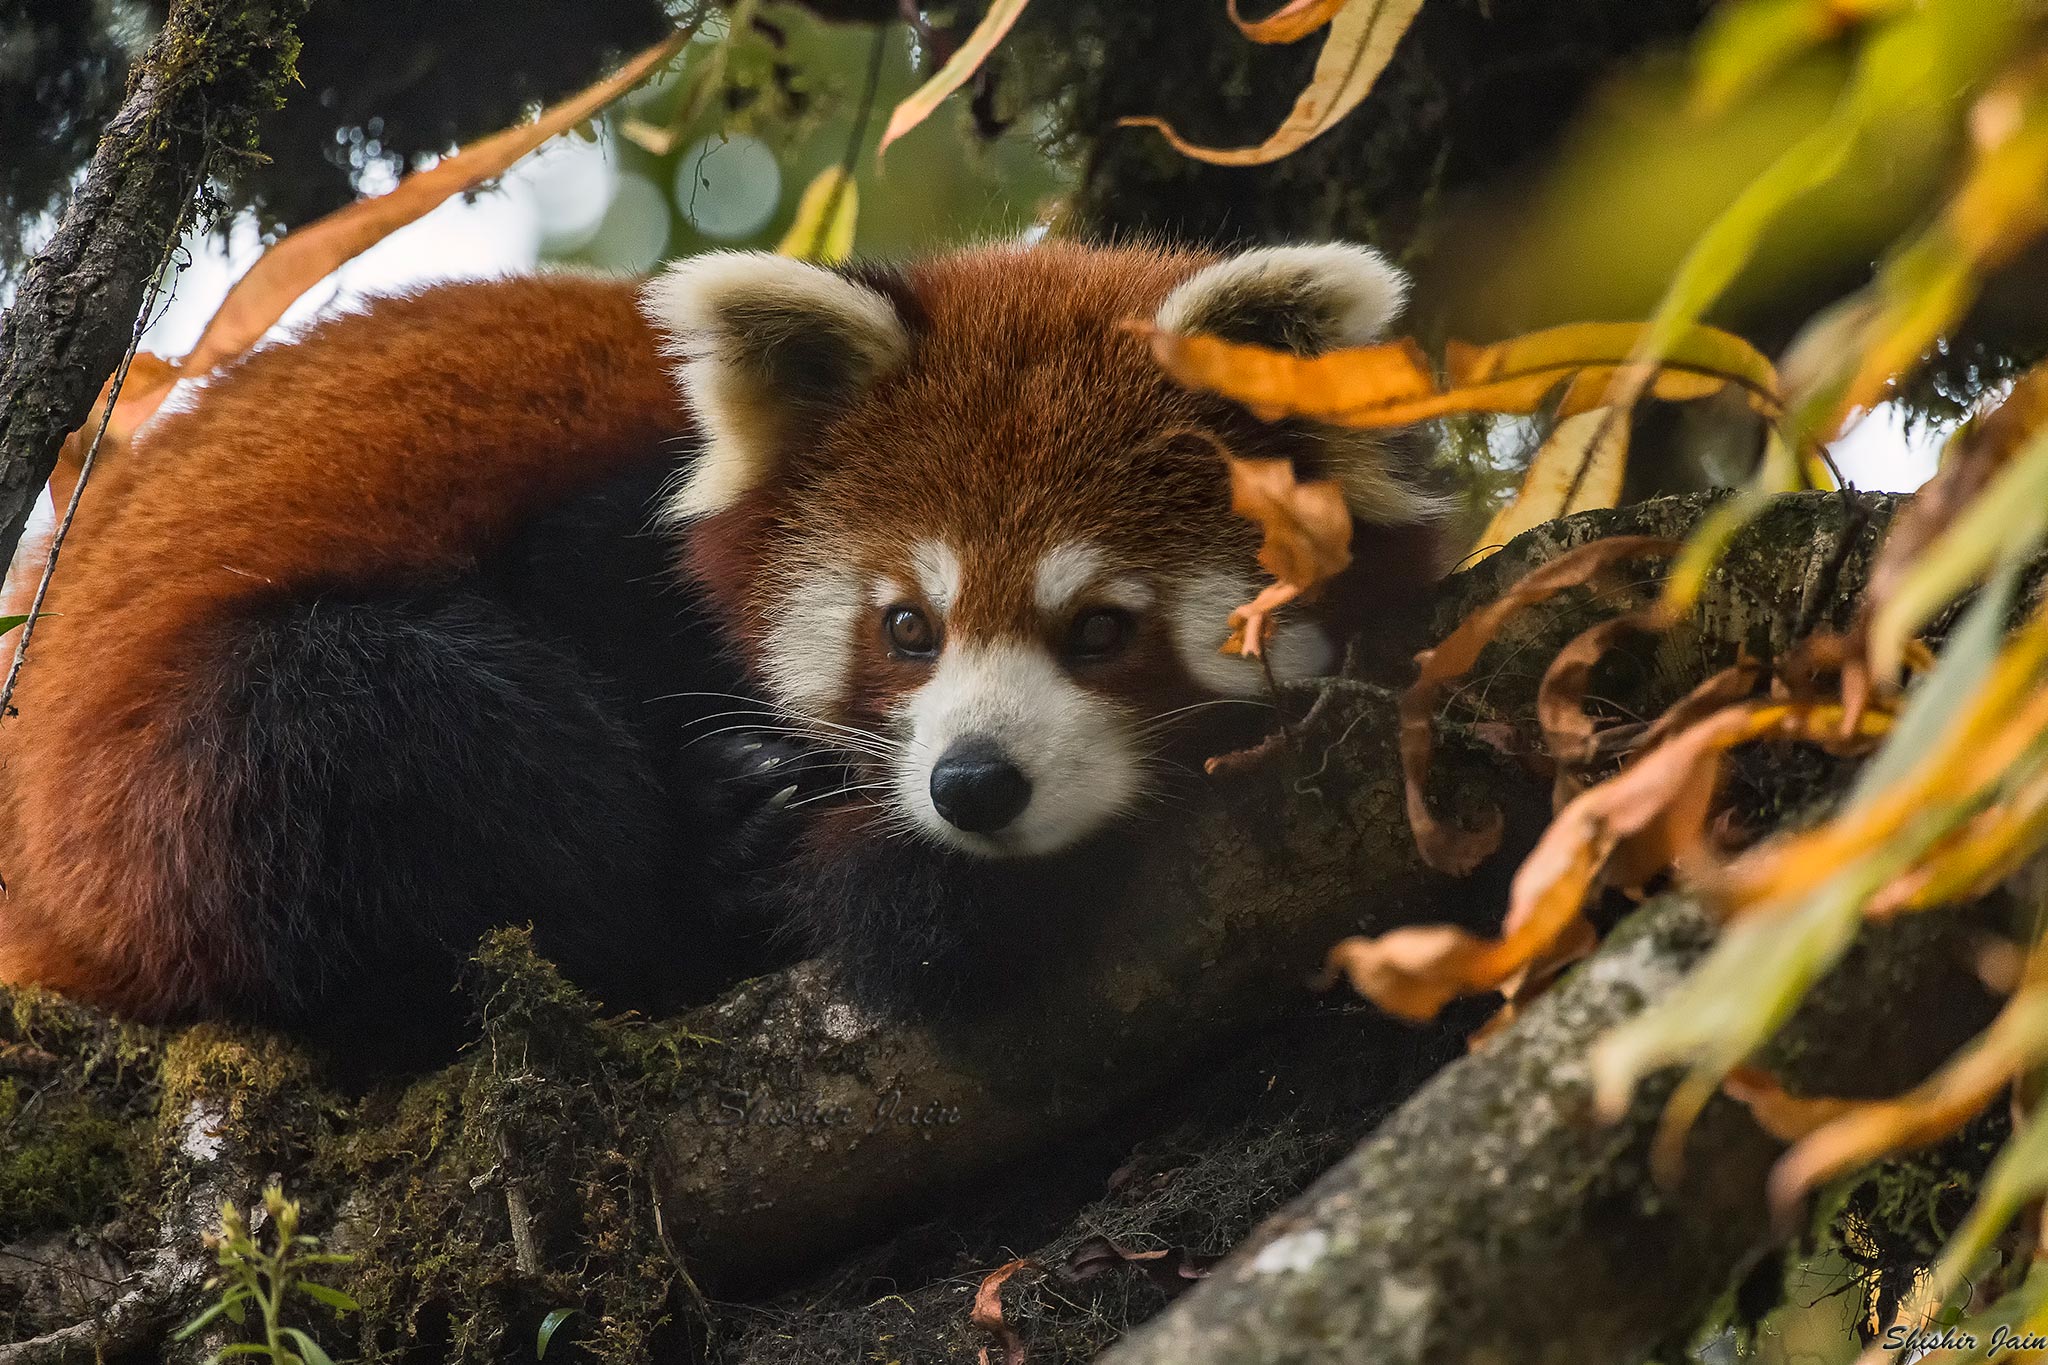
[929,740,1032,835]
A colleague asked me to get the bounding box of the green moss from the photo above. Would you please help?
[155,1024,330,1157]
[0,986,161,1248]
[316,931,722,1364]
[0,1078,138,1239]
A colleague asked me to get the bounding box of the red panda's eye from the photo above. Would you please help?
[884,605,938,659]
[1066,608,1135,662]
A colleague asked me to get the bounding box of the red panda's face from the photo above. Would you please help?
[644,242,1435,858]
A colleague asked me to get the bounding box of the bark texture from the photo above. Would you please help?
[0,0,304,580]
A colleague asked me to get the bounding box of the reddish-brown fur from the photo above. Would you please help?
[0,244,1437,1021]
[0,276,684,1017]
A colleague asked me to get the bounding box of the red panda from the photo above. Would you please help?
[0,240,1438,1041]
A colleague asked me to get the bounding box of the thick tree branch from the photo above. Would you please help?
[1099,895,1994,1365]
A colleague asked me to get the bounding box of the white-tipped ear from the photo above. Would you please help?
[641,252,911,519]
[1155,243,1408,354]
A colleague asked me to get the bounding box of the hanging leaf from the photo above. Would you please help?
[778,166,861,264]
[1139,319,1779,430]
[1690,0,1908,119]
[54,26,694,495]
[1229,0,1355,44]
[1221,457,1354,657]
[1120,0,1426,166]
[1472,407,1632,562]
[1398,536,1681,875]
[1341,699,1884,1024]
[879,0,1033,158]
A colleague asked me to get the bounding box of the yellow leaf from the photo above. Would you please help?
[777,167,860,264]
[1228,0,1353,43]
[1120,0,1426,166]
[1820,77,2048,434]
[879,0,1033,158]
[1141,319,1779,428]
[1221,457,1353,657]
[1472,407,1631,561]
[1867,420,2048,679]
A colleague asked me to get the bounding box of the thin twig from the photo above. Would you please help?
[0,211,187,723]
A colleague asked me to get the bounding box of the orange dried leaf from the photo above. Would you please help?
[1121,0,1425,166]
[1144,320,1779,430]
[1767,988,2048,1219]
[1362,700,1873,1023]
[1228,0,1353,43]
[1722,1065,1861,1143]
[1222,456,1352,658]
[1537,608,1672,772]
[1400,536,1680,875]
[972,1258,1033,1365]
[182,32,690,392]
[880,0,1032,158]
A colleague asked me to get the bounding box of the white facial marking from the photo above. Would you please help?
[1033,542,1107,615]
[1099,576,1156,613]
[910,540,962,615]
[760,567,862,714]
[892,641,1140,857]
[1171,569,1337,694]
[871,575,911,609]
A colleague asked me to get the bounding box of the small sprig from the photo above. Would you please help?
[174,1182,357,1365]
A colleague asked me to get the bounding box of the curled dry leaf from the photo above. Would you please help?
[1767,986,2048,1222]
[1142,320,1779,431]
[1121,0,1426,166]
[972,1258,1035,1365]
[1222,457,1353,657]
[1228,0,1355,43]
[1400,536,1679,876]
[879,0,1031,157]
[1346,699,1883,1023]
[1536,607,1672,773]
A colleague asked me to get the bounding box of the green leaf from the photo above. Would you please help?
[214,1346,278,1358]
[537,1307,578,1359]
[282,1327,337,1365]
[172,1290,251,1341]
[295,1281,361,1312]
[0,614,26,636]
[1868,427,2048,677]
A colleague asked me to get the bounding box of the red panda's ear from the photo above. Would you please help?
[1158,243,1442,528]
[641,252,911,519]
[1154,243,1407,355]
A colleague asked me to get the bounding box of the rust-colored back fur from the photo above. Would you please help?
[0,275,684,1017]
